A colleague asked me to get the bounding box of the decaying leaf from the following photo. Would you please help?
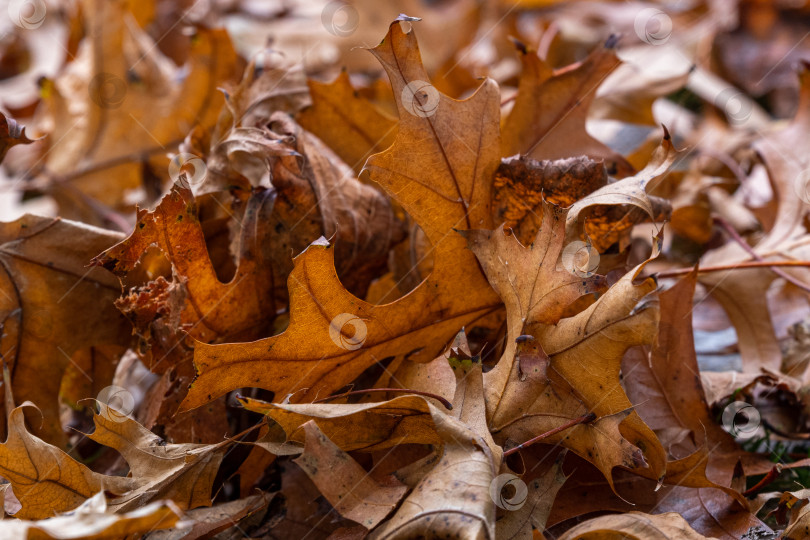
[92,182,279,369]
[371,355,501,539]
[4,4,810,538]
[180,17,503,411]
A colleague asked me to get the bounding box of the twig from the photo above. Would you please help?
[503,412,596,457]
[656,260,810,278]
[714,216,810,294]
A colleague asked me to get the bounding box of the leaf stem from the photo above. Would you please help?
[656,260,810,278]
[503,412,596,457]
[713,216,810,293]
[313,388,453,410]
[743,464,782,497]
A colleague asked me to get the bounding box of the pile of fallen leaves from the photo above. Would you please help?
[2,0,810,538]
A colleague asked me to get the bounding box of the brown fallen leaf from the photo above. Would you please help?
[88,401,229,513]
[0,354,236,519]
[92,181,278,370]
[0,112,34,165]
[0,492,182,540]
[699,63,810,373]
[180,17,502,412]
[0,369,133,519]
[0,215,132,446]
[565,132,678,252]
[494,449,567,539]
[466,214,666,487]
[294,420,408,530]
[783,504,810,540]
[32,0,240,227]
[556,511,713,540]
[700,370,794,410]
[621,270,756,501]
[199,65,407,298]
[501,37,634,177]
[491,155,608,247]
[297,70,398,175]
[144,493,272,540]
[370,354,501,539]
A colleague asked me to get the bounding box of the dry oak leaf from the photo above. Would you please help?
[501,37,634,178]
[248,113,406,297]
[784,504,810,540]
[297,70,398,175]
[34,0,239,226]
[565,131,678,253]
[465,208,666,487]
[239,394,441,453]
[209,52,310,147]
[0,492,182,540]
[622,270,753,504]
[700,63,810,372]
[0,375,134,520]
[761,489,810,540]
[145,493,272,540]
[293,420,408,530]
[611,270,769,536]
[557,511,714,540]
[0,112,34,165]
[491,155,609,247]
[243,350,505,537]
[623,272,743,486]
[180,17,502,411]
[494,449,568,539]
[0,215,131,446]
[205,94,406,298]
[86,401,229,513]
[370,356,501,539]
[545,455,766,538]
[92,182,277,371]
[372,334,458,405]
[700,370,791,410]
[237,333,471,455]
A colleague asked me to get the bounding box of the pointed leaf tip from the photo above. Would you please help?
[395,14,421,22]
